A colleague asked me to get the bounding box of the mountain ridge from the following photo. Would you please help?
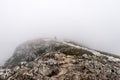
[0,38,120,80]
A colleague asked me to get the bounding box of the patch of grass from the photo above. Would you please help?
[60,47,93,56]
[5,54,26,67]
[34,49,46,56]
[54,45,69,51]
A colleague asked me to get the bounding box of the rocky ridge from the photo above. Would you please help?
[0,38,120,80]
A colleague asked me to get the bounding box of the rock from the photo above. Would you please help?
[1,52,120,80]
[1,39,120,80]
[47,59,57,66]
[82,54,89,59]
[117,69,120,75]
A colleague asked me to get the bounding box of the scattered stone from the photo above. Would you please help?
[1,39,120,80]
[1,52,120,80]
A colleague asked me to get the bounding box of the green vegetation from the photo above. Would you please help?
[5,54,26,67]
[60,47,93,56]
[34,49,46,56]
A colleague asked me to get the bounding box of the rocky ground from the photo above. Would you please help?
[0,39,120,80]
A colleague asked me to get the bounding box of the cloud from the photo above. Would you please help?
[0,0,120,65]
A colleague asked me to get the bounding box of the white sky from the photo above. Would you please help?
[0,0,120,65]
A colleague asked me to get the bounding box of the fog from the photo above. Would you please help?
[0,0,120,65]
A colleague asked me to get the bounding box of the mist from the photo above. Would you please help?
[0,0,120,65]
